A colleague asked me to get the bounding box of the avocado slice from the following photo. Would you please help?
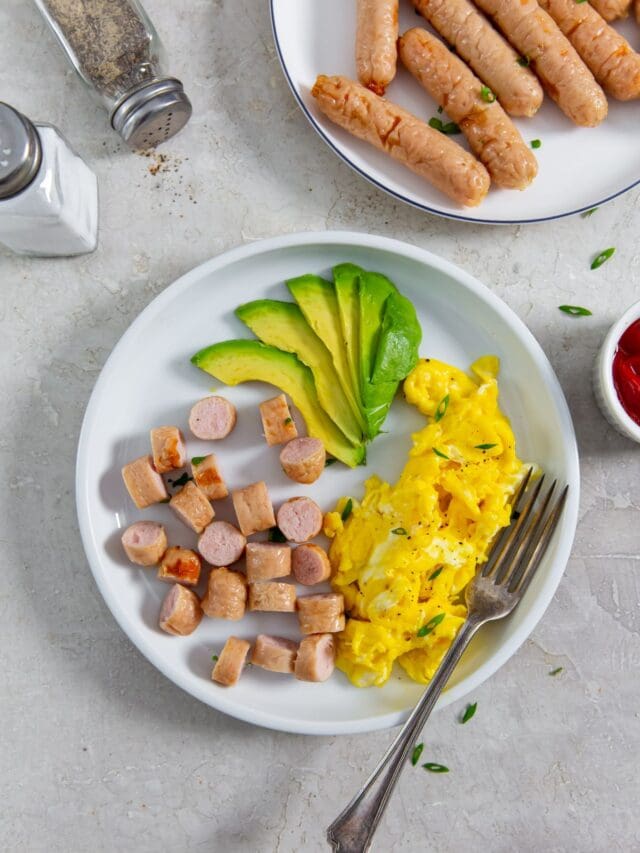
[190,340,365,467]
[372,291,422,384]
[358,271,398,437]
[332,263,364,407]
[235,299,364,446]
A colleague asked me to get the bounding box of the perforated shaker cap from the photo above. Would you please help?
[0,103,42,200]
[111,78,192,149]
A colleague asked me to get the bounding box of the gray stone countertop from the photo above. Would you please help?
[1,1,638,851]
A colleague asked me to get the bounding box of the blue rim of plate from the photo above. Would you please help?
[269,1,640,225]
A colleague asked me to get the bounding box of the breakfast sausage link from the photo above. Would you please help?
[589,0,631,22]
[399,28,537,190]
[538,0,640,100]
[356,0,399,96]
[412,0,543,117]
[471,0,608,126]
[311,76,490,208]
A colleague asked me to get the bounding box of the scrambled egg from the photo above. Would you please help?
[324,356,527,687]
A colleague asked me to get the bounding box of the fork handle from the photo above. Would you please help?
[326,618,481,853]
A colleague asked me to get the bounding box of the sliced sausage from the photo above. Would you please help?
[232,481,276,536]
[292,543,332,586]
[159,583,203,636]
[121,455,168,509]
[471,0,608,126]
[150,426,186,474]
[297,593,345,634]
[248,582,297,612]
[259,394,298,446]
[311,75,490,208]
[412,0,543,117]
[189,396,237,440]
[538,0,640,100]
[121,521,167,566]
[212,636,251,686]
[280,437,326,484]
[169,481,214,534]
[201,566,247,620]
[589,0,631,21]
[191,453,228,501]
[356,0,399,96]
[157,546,201,586]
[399,28,537,190]
[276,496,323,543]
[251,634,298,674]
[198,520,246,566]
[245,542,291,582]
[294,634,336,682]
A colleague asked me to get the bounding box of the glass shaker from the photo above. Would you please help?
[34,0,192,149]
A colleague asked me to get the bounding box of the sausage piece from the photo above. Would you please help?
[232,481,276,536]
[471,0,608,126]
[259,394,298,446]
[189,396,237,440]
[538,0,640,100]
[276,497,323,543]
[150,426,186,474]
[280,437,326,484]
[169,481,214,534]
[412,0,543,117]
[157,546,201,586]
[212,636,251,686]
[292,543,332,586]
[122,455,168,509]
[251,634,298,674]
[248,582,297,612]
[399,29,537,190]
[121,521,167,566]
[356,0,399,96]
[294,634,336,682]
[311,75,490,208]
[198,521,246,566]
[191,453,228,501]
[297,593,345,634]
[589,0,631,21]
[201,567,247,620]
[159,583,203,636]
[245,542,291,582]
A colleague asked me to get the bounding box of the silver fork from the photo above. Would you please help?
[327,469,568,853]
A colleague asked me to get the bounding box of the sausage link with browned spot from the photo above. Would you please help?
[356,0,399,96]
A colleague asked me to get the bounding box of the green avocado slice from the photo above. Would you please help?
[358,271,398,437]
[235,299,364,446]
[333,262,364,409]
[190,340,365,467]
[372,291,422,384]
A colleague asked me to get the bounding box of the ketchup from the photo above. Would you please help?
[612,318,640,426]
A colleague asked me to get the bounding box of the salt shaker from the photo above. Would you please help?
[35,0,192,149]
[0,102,98,257]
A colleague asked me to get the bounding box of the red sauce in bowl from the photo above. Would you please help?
[612,318,640,426]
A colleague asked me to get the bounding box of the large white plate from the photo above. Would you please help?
[271,0,640,224]
[76,232,579,735]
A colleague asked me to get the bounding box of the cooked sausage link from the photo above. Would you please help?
[294,634,336,682]
[297,593,345,634]
[191,453,228,501]
[121,521,167,566]
[280,437,326,484]
[538,0,640,100]
[251,634,298,673]
[122,455,168,509]
[212,636,251,686]
[150,426,186,473]
[472,0,608,126]
[356,0,399,96]
[311,76,490,208]
[198,521,246,566]
[232,481,276,536]
[589,0,631,21]
[157,547,201,586]
[169,481,214,534]
[248,582,297,612]
[276,496,324,543]
[399,28,537,190]
[159,584,203,636]
[259,394,298,446]
[245,542,292,582]
[292,543,332,586]
[189,396,237,440]
[412,0,543,117]
[201,567,247,620]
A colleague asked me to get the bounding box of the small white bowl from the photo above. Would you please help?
[594,300,640,444]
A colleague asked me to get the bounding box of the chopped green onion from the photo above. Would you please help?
[391,527,408,536]
[475,443,497,450]
[211,654,219,662]
[531,139,541,149]
[411,743,424,766]
[268,526,287,543]
[429,566,444,581]
[429,117,461,135]
[159,497,170,503]
[517,55,530,66]
[191,456,207,466]
[432,447,449,460]
[417,612,445,637]
[591,247,615,269]
[170,472,192,488]
[480,85,496,103]
[437,105,443,114]
[341,498,353,521]
[575,0,588,4]
[283,417,292,425]
[435,394,450,422]
[423,763,449,773]
[559,305,592,317]
[325,457,337,467]
[549,666,563,676]
[461,702,477,724]
[581,207,598,218]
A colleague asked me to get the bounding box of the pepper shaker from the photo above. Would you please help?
[35,0,192,149]
[0,102,98,257]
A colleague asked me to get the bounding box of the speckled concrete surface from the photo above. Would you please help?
[1,1,639,851]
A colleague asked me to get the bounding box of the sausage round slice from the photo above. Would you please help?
[121,521,167,566]
[292,543,332,586]
[121,455,168,509]
[189,396,237,440]
[297,593,345,634]
[245,542,291,582]
[159,584,203,636]
[280,438,326,484]
[150,426,186,473]
[169,481,214,534]
[248,582,297,612]
[212,636,251,686]
[232,481,276,536]
[201,567,247,620]
[198,521,246,566]
[157,547,201,586]
[294,634,336,682]
[276,497,324,543]
[356,0,399,96]
[251,635,298,674]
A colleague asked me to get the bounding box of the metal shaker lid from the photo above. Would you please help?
[0,103,42,200]
[111,78,192,149]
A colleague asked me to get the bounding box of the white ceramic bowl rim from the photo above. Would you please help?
[598,299,640,442]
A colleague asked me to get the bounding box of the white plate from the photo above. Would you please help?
[76,231,579,735]
[270,0,640,224]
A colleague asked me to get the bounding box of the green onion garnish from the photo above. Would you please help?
[191,456,207,466]
[549,666,563,676]
[475,443,497,450]
[211,654,219,662]
[480,85,496,103]
[429,566,443,581]
[391,527,408,536]
[435,394,450,422]
[429,117,461,135]
[581,207,598,218]
[411,743,424,766]
[591,247,615,269]
[423,763,449,773]
[268,526,287,542]
[325,458,337,467]
[517,55,530,66]
[437,105,443,114]
[417,612,445,637]
[461,702,477,723]
[170,472,192,488]
[341,498,353,521]
[531,139,541,149]
[559,305,592,316]
[432,447,449,460]
[283,417,292,425]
